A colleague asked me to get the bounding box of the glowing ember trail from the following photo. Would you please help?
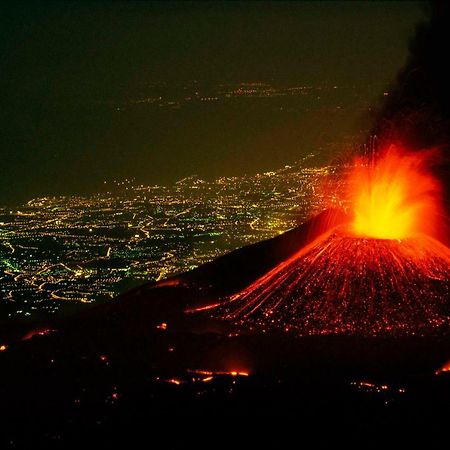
[198,145,450,336]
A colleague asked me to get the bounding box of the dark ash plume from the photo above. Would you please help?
[373,1,450,210]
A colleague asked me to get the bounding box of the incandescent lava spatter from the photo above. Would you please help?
[207,228,450,336]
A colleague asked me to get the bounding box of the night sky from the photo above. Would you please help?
[1,1,425,204]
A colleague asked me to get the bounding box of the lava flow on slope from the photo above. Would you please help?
[200,145,450,336]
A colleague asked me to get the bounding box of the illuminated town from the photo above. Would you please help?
[0,155,336,321]
[110,80,378,112]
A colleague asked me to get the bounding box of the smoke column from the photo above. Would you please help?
[372,1,450,216]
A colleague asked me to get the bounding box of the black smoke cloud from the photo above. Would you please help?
[373,1,450,211]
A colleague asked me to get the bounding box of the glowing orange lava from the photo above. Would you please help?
[348,146,442,240]
[194,143,450,337]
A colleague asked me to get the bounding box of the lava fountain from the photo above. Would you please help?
[349,146,443,240]
[201,145,450,336]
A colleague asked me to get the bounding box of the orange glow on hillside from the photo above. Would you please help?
[22,328,55,341]
[348,146,442,240]
[436,360,450,375]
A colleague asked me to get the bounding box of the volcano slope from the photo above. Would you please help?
[206,228,450,336]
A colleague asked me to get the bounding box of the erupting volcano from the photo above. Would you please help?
[203,146,450,336]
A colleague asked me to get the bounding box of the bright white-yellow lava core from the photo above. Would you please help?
[349,146,441,240]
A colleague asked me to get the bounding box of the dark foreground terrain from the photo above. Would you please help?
[0,211,449,448]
